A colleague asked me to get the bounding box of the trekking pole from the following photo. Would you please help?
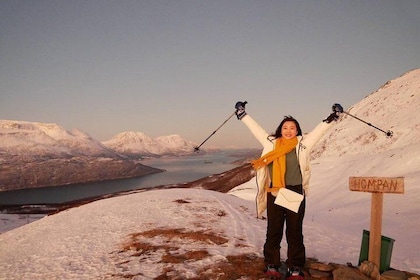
[342,111,393,138]
[194,102,247,152]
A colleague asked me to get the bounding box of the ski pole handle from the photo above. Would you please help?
[235,101,248,120]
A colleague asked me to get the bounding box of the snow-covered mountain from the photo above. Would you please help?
[0,118,211,191]
[0,120,121,158]
[312,68,420,158]
[0,121,163,191]
[102,131,202,156]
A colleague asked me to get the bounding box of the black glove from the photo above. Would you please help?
[235,101,247,120]
[332,103,343,113]
[323,103,343,123]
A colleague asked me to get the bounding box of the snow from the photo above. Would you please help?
[0,188,267,279]
[0,69,419,278]
[312,69,420,159]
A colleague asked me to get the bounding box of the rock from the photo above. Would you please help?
[382,270,408,280]
[359,261,381,280]
[0,156,163,191]
[333,265,371,280]
[309,268,331,279]
[307,262,335,272]
[404,271,420,280]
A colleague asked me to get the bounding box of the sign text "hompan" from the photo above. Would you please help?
[349,177,404,194]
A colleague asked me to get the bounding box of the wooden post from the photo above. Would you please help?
[369,193,383,266]
[349,176,404,270]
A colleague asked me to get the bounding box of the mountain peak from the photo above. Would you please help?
[102,132,199,156]
[0,119,117,157]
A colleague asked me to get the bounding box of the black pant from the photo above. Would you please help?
[263,185,306,268]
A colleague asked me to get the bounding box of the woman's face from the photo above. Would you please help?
[281,121,298,139]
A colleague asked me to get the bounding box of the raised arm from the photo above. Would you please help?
[303,103,344,150]
[235,101,271,147]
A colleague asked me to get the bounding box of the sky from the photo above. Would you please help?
[1,0,419,148]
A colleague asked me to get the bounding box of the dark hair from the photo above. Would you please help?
[271,115,302,138]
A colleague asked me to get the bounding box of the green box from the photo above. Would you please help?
[359,229,395,272]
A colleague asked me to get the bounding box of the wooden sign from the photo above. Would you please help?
[349,177,404,194]
[349,176,404,271]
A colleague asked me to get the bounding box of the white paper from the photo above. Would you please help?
[274,188,304,213]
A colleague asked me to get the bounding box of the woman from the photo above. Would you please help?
[234,101,342,280]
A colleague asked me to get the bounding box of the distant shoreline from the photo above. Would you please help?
[0,163,255,215]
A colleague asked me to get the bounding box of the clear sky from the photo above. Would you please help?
[1,1,419,149]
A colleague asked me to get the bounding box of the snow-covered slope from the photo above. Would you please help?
[312,68,420,158]
[102,131,201,156]
[0,188,267,279]
[306,69,420,273]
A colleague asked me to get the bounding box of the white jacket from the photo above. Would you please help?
[241,114,334,218]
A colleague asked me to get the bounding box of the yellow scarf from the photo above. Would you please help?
[252,137,298,192]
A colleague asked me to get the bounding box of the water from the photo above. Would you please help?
[0,151,242,205]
